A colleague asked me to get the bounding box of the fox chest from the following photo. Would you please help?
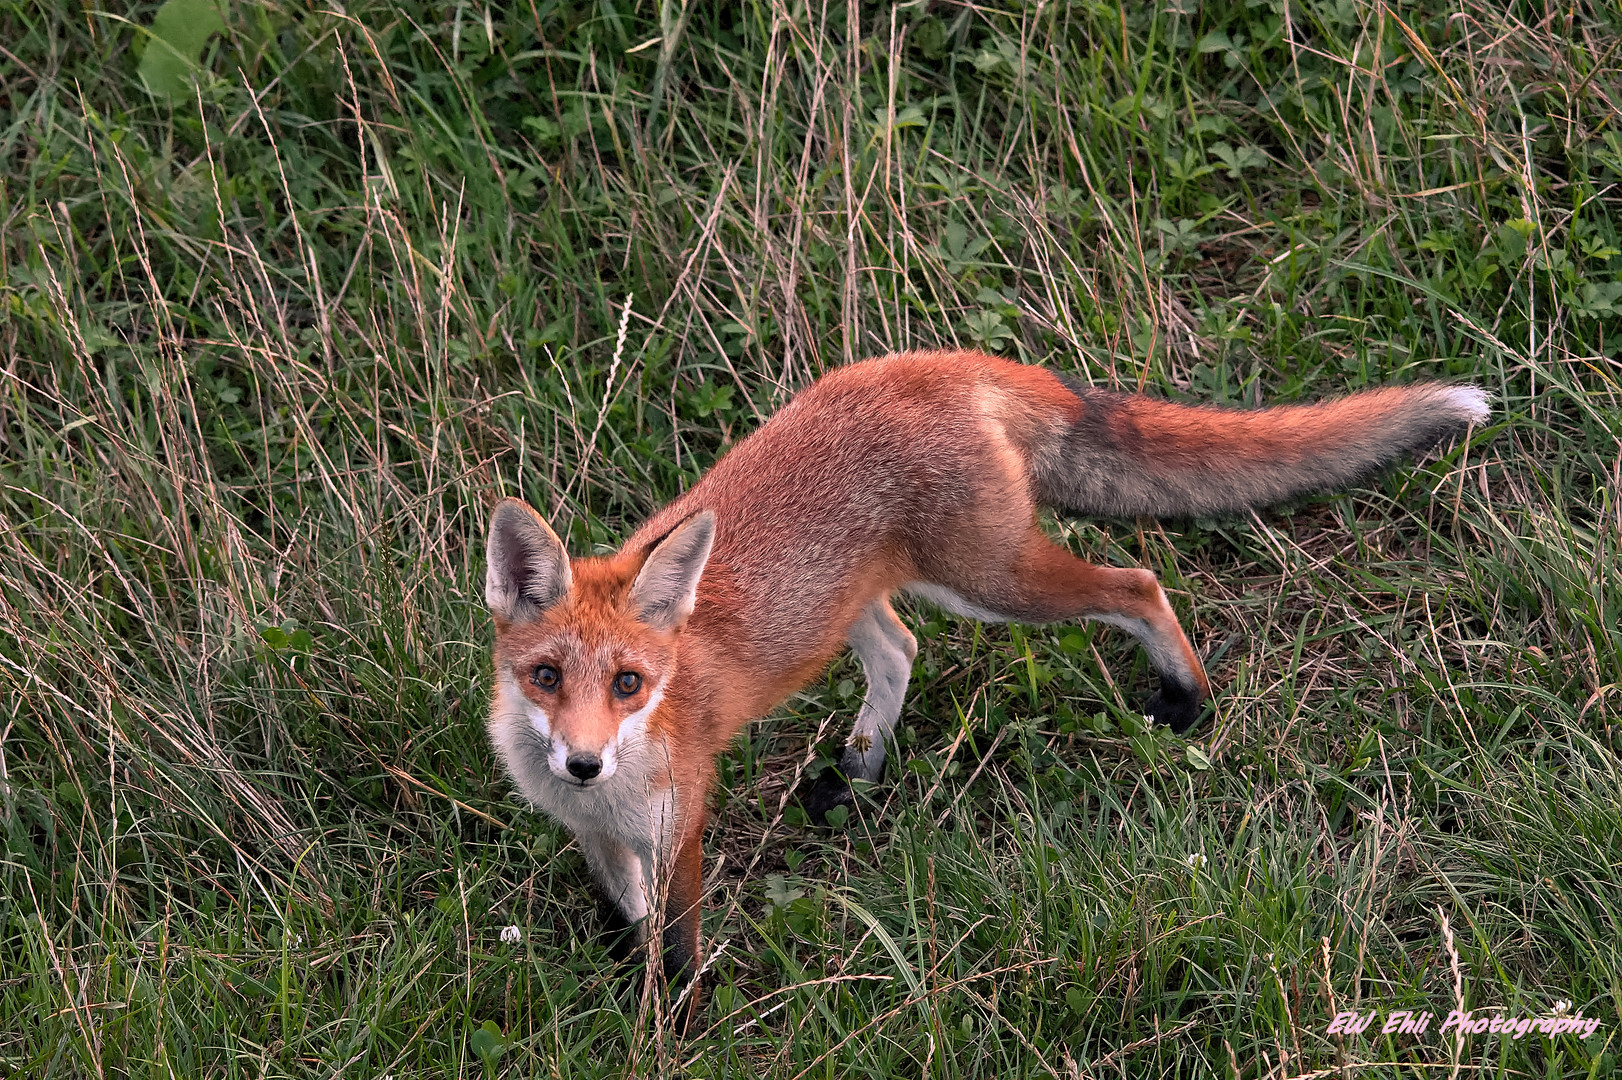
[493,728,676,860]
[532,768,677,860]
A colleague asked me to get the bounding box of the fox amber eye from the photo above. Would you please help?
[532,665,560,691]
[613,671,642,698]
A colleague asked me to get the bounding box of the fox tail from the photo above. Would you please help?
[1031,379,1490,519]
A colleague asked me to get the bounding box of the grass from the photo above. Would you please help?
[2,0,1620,1075]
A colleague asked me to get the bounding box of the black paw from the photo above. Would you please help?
[660,928,702,1035]
[1144,681,1205,734]
[803,767,855,825]
[596,899,640,963]
[661,925,696,986]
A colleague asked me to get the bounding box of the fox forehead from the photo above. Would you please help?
[492,555,675,672]
[495,613,671,671]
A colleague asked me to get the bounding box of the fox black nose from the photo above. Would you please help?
[566,753,602,781]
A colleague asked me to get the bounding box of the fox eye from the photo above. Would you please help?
[532,665,560,691]
[613,671,642,698]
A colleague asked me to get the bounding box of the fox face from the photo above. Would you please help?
[484,499,714,817]
[492,595,676,786]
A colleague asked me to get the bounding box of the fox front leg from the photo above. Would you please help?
[806,597,917,823]
[576,820,705,1032]
[653,808,708,1034]
[575,830,652,960]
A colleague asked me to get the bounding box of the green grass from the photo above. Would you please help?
[3,0,1620,1075]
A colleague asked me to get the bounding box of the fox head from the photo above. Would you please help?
[484,498,714,791]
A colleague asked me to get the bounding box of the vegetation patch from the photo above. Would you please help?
[1,0,1618,1075]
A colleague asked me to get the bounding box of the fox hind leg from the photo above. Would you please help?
[1091,609,1205,732]
[843,598,918,781]
[806,597,917,822]
[913,533,1210,733]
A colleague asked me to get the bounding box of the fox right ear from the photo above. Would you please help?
[485,498,571,623]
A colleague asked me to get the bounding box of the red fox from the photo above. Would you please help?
[483,350,1487,1002]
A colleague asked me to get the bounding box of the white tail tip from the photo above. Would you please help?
[1440,385,1491,424]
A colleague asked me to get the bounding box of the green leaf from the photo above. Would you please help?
[686,381,735,417]
[1210,143,1269,179]
[138,0,227,99]
[764,874,806,907]
[1577,280,1622,316]
[971,48,1007,74]
[823,804,849,828]
[872,104,926,132]
[913,18,948,58]
[469,1020,506,1069]
[522,115,562,145]
[963,311,1012,350]
[1184,745,1212,771]
[892,104,926,130]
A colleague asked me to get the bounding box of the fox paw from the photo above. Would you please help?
[596,901,641,963]
[803,769,855,825]
[1144,683,1204,734]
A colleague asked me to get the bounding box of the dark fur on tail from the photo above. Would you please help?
[1033,378,1489,519]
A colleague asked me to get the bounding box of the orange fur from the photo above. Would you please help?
[483,350,1487,1008]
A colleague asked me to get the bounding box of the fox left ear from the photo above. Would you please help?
[627,511,715,631]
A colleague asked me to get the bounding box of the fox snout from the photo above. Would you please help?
[523,698,628,785]
[553,736,623,786]
[552,740,615,786]
[564,752,602,780]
